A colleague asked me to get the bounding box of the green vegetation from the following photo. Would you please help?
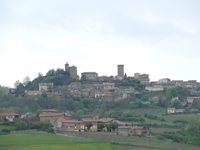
[0,85,9,91]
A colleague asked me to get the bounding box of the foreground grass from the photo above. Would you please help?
[0,133,199,150]
[0,134,112,150]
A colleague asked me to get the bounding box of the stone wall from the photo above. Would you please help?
[56,131,117,136]
[10,129,37,134]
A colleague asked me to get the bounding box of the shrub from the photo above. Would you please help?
[47,127,54,133]
[1,129,10,132]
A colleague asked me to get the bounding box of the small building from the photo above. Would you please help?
[167,108,176,114]
[0,113,20,122]
[100,118,115,124]
[24,113,38,122]
[94,84,103,90]
[117,126,133,135]
[176,109,183,113]
[54,119,84,131]
[152,82,176,88]
[187,97,200,103]
[133,126,149,136]
[159,78,171,83]
[81,72,98,80]
[113,75,123,81]
[61,123,76,131]
[39,83,54,92]
[68,82,81,90]
[81,119,102,132]
[39,113,66,125]
[139,74,150,85]
[103,83,115,90]
[5,88,15,94]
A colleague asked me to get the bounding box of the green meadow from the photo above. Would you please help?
[0,133,199,150]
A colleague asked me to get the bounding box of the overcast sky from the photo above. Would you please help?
[1,0,200,87]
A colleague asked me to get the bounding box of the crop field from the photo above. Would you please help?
[161,114,200,122]
[0,133,199,150]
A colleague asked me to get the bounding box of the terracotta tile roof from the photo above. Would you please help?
[114,120,132,126]
[167,108,175,110]
[187,97,200,99]
[42,109,59,113]
[0,113,20,116]
[118,126,133,129]
[65,114,71,117]
[58,119,83,123]
[39,113,64,117]
[133,126,144,129]
[100,118,115,123]
[82,72,97,74]
[81,119,102,122]
[103,82,115,86]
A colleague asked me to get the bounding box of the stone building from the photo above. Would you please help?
[39,113,66,125]
[117,65,124,78]
[39,83,53,92]
[81,72,98,80]
[65,62,79,80]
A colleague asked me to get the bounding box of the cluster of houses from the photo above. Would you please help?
[38,109,149,136]
[0,109,149,136]
[146,78,200,92]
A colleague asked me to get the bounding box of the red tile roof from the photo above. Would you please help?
[39,113,64,117]
[42,109,59,113]
[133,126,144,129]
[167,108,175,110]
[81,119,102,122]
[118,126,133,129]
[58,119,83,123]
[100,118,115,123]
[187,97,200,99]
[103,83,115,86]
[0,113,20,116]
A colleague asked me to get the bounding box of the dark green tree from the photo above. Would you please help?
[81,74,87,80]
[85,122,93,131]
[100,99,106,117]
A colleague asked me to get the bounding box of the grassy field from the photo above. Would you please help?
[0,133,199,150]
[161,114,200,122]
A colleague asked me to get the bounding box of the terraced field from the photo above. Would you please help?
[161,114,200,122]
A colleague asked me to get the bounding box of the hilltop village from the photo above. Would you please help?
[1,61,200,145]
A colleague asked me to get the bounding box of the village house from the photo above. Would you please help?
[81,119,102,132]
[159,78,171,83]
[54,119,84,131]
[133,126,149,136]
[103,82,115,90]
[176,109,183,113]
[5,88,15,94]
[23,113,38,122]
[68,82,81,91]
[0,113,20,122]
[116,126,133,135]
[187,97,200,103]
[39,113,66,125]
[139,74,150,85]
[100,118,115,124]
[39,83,54,92]
[81,72,98,80]
[167,108,176,114]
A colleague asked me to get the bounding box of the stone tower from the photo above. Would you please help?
[65,62,69,72]
[118,64,124,78]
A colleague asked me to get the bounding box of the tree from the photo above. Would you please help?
[98,123,105,131]
[100,99,106,117]
[61,85,71,98]
[107,123,118,131]
[47,86,52,92]
[46,69,56,76]
[77,110,83,118]
[124,73,127,78]
[85,122,93,131]
[23,76,31,86]
[38,72,43,78]
[14,80,21,88]
[55,68,65,76]
[81,74,87,80]
[23,106,30,114]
